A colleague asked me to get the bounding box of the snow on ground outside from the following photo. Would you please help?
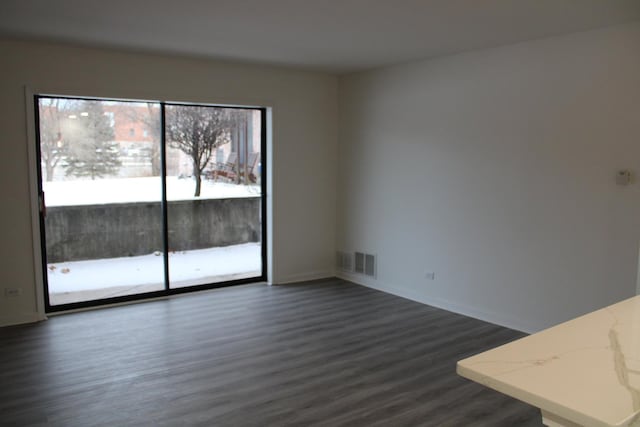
[43,176,261,206]
[47,242,261,293]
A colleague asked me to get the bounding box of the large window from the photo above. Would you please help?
[35,96,266,311]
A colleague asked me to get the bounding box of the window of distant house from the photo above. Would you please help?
[129,128,135,137]
[143,129,148,138]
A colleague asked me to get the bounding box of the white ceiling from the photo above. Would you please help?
[1,0,639,73]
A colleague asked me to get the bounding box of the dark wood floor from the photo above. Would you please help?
[0,278,542,426]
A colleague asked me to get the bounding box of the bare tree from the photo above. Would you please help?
[38,98,66,181]
[145,103,162,175]
[165,105,232,197]
[116,102,162,176]
[63,100,120,180]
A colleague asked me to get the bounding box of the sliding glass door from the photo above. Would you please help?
[35,96,266,311]
[164,104,263,289]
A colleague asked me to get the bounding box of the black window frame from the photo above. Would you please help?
[34,94,268,313]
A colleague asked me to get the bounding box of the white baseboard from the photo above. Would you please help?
[275,270,335,285]
[0,312,47,328]
[1,274,537,332]
[337,272,536,334]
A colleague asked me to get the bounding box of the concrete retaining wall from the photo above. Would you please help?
[45,197,261,263]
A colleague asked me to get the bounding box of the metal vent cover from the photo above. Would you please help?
[354,251,376,278]
[364,253,375,277]
[354,252,365,274]
[336,251,352,272]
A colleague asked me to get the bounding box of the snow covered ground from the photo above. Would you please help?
[47,243,261,304]
[43,176,261,206]
[43,177,263,305]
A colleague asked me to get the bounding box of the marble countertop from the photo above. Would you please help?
[457,295,640,427]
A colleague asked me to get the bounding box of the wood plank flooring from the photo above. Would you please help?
[0,278,543,426]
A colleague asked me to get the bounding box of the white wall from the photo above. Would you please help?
[337,22,640,333]
[0,40,337,327]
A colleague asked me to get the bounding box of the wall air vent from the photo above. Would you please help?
[354,251,376,278]
[354,252,365,274]
[364,253,376,277]
[336,251,353,272]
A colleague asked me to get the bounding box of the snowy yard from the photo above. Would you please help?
[44,177,263,305]
[47,243,262,305]
[43,176,261,206]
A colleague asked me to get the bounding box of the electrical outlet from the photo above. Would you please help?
[4,288,21,297]
[424,271,435,280]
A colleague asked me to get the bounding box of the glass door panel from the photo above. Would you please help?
[164,104,263,288]
[38,97,165,306]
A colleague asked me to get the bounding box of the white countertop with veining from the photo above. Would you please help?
[457,295,640,427]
